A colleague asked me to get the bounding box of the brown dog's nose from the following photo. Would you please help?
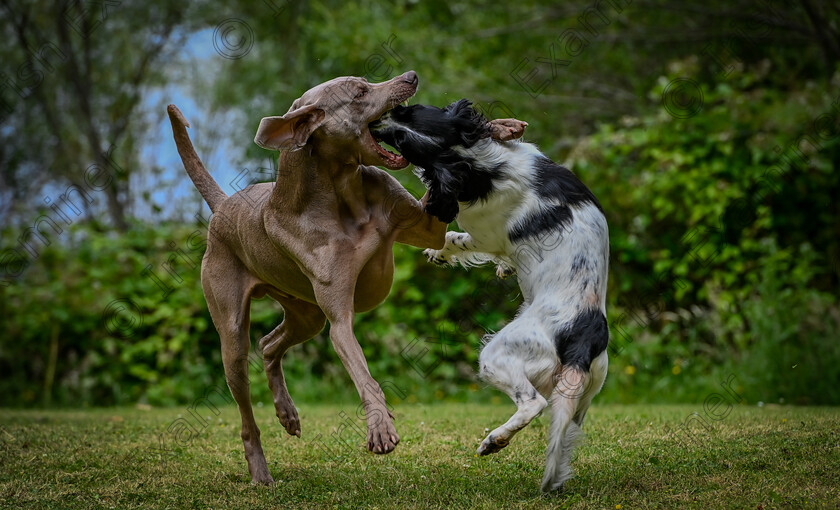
[402,70,418,85]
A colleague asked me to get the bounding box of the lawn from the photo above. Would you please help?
[1,403,837,509]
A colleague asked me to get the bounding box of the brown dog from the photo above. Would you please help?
[167,71,526,484]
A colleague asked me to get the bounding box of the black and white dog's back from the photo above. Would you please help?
[371,100,609,492]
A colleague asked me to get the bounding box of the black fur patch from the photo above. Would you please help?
[553,308,609,371]
[457,161,505,204]
[534,156,603,212]
[414,152,503,223]
[508,204,573,243]
[506,158,602,243]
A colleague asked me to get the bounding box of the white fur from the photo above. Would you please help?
[425,138,610,492]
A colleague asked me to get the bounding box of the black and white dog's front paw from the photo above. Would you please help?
[423,248,453,266]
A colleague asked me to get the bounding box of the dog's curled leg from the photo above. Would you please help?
[476,322,549,457]
[259,296,326,438]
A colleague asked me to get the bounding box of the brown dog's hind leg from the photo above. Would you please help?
[202,248,273,485]
[259,295,326,438]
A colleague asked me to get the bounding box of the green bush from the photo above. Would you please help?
[573,65,840,404]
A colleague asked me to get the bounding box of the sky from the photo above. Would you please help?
[137,27,249,222]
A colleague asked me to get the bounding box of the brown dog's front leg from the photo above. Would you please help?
[393,190,448,249]
[319,303,400,454]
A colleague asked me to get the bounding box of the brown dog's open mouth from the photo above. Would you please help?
[366,94,411,170]
[368,129,406,169]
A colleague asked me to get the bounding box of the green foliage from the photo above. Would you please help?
[572,64,840,404]
[0,219,519,407]
[0,222,218,406]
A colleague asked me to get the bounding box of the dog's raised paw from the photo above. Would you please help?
[274,399,301,438]
[423,248,451,266]
[477,433,509,456]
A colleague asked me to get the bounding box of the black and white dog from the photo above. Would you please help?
[370,100,610,492]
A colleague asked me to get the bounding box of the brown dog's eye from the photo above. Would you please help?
[355,90,367,99]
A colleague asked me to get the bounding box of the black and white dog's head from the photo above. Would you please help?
[369,99,492,223]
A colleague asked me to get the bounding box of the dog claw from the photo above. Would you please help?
[275,400,301,438]
[367,421,400,455]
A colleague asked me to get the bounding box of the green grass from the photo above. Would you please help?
[1,403,838,509]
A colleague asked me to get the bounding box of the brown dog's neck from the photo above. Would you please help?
[269,146,369,221]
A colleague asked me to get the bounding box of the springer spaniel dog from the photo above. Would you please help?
[370,100,610,492]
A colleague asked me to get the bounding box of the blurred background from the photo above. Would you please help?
[1,0,838,408]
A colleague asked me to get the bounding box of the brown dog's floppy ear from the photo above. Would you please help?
[254,103,326,151]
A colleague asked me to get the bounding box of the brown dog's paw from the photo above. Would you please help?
[274,397,301,438]
[250,472,276,486]
[247,458,276,485]
[489,118,528,141]
[367,420,400,454]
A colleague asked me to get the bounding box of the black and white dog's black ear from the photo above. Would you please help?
[423,159,469,223]
[445,99,491,148]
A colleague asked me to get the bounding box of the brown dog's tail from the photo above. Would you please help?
[167,104,227,212]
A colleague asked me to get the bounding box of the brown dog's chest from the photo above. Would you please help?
[240,205,396,311]
[322,216,398,312]
[353,234,395,312]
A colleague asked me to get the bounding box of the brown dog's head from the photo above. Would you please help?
[254,71,418,169]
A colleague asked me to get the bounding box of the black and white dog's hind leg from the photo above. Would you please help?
[541,351,608,492]
[475,307,556,456]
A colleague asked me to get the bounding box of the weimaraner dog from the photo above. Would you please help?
[167,71,526,484]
